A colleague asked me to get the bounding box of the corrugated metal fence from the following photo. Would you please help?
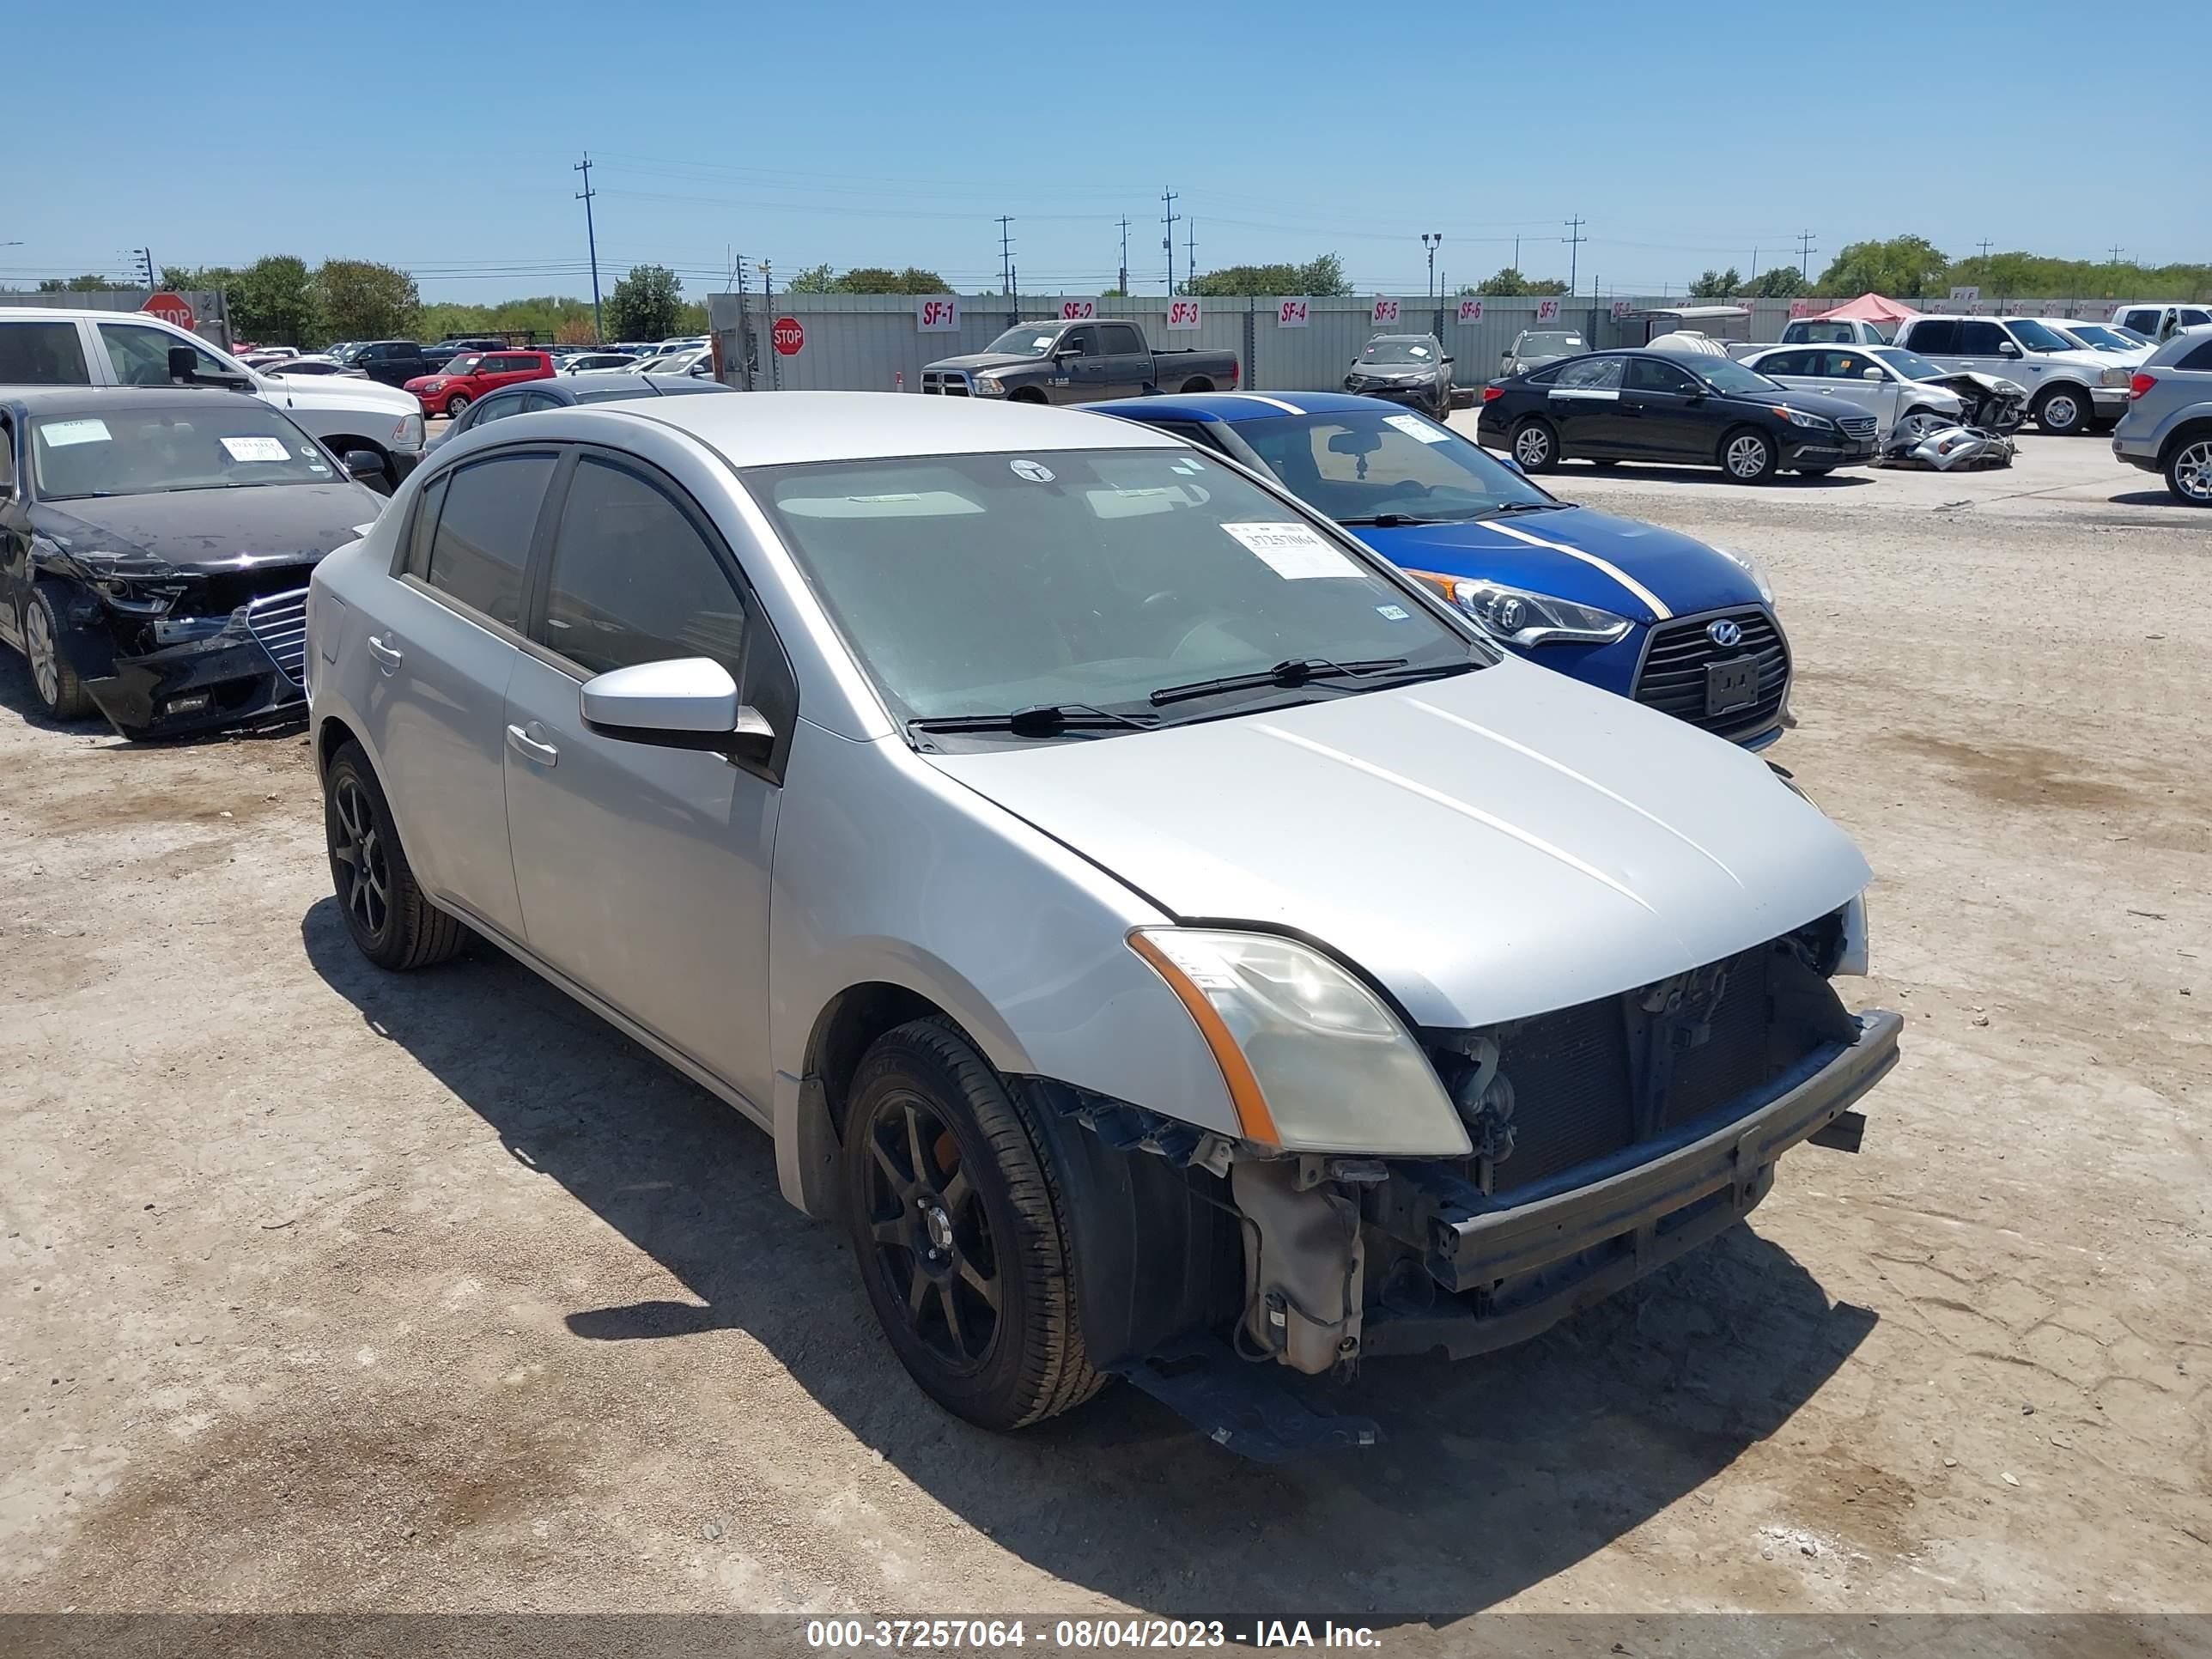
[0,289,234,349]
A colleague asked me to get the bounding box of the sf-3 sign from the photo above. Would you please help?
[1166,298,1202,331]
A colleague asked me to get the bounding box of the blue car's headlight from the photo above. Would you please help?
[1408,572,1632,647]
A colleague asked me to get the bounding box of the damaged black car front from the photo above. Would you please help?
[1,390,386,736]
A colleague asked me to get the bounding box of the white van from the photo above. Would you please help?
[0,307,425,486]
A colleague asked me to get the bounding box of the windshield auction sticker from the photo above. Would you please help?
[1383,413,1451,444]
[1219,521,1363,580]
[40,418,111,447]
[220,436,293,462]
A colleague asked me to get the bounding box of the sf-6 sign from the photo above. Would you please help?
[915,295,961,332]
[1455,298,1484,325]
[1276,298,1310,328]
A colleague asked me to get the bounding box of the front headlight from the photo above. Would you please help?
[75,550,185,616]
[1705,543,1776,605]
[2100,368,2130,388]
[393,413,425,448]
[1129,928,1469,1157]
[1407,572,1632,647]
[972,374,1006,397]
[1779,406,1836,430]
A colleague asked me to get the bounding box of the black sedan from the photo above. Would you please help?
[1476,349,1880,482]
[0,387,386,737]
[1345,333,1455,417]
[424,370,734,454]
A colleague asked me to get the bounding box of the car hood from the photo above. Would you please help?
[258,371,416,415]
[1735,385,1874,422]
[1349,362,1437,379]
[1349,505,1763,622]
[30,483,384,571]
[927,658,1869,1030]
[923,351,1042,374]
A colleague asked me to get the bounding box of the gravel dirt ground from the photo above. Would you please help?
[2,432,2206,1626]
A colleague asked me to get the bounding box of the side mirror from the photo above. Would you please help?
[168,345,252,390]
[342,449,385,481]
[1998,342,2021,357]
[1862,367,1884,381]
[1054,343,1082,359]
[1441,356,1455,366]
[580,657,773,763]
[1500,455,1525,476]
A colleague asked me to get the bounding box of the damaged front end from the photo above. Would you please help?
[1026,908,1899,1458]
[40,548,315,737]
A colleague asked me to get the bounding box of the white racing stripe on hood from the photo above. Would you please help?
[1210,392,1306,414]
[1482,520,1674,620]
[1407,697,1746,887]
[1255,723,1658,914]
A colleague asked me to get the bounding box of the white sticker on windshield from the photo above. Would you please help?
[41,418,111,447]
[1376,604,1410,621]
[1009,459,1055,483]
[1384,413,1451,444]
[221,435,292,462]
[1219,521,1363,580]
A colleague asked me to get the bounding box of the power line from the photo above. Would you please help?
[574,154,602,341]
[1563,216,1586,296]
[1185,217,1196,288]
[1976,238,1994,261]
[2107,242,2125,264]
[995,216,1015,295]
[1161,189,1180,295]
[1116,216,1129,296]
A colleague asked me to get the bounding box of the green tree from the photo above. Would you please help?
[313,259,420,338]
[606,264,684,339]
[37,275,136,292]
[1185,253,1350,298]
[1749,266,1809,298]
[1818,234,1950,299]
[1687,267,1743,299]
[785,263,839,294]
[1468,268,1567,297]
[224,255,317,345]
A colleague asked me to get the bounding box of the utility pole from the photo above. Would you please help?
[1422,233,1443,303]
[1185,218,1196,290]
[574,153,603,342]
[1116,216,1130,296]
[1796,228,1816,281]
[762,260,778,392]
[996,216,1016,295]
[2107,242,2125,265]
[1513,234,1521,273]
[1161,189,1180,295]
[1977,238,1994,262]
[1563,216,1586,296]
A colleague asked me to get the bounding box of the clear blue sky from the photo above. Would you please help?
[7,1,2204,303]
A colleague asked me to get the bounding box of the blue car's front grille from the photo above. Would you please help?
[1632,608,1789,737]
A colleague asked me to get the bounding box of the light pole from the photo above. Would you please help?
[1422,232,1443,303]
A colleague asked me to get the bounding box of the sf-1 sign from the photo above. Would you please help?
[915,296,961,332]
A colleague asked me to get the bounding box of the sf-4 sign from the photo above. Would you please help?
[1060,299,1097,320]
[1371,297,1401,325]
[1166,298,1201,331]
[1276,298,1310,327]
[915,296,960,332]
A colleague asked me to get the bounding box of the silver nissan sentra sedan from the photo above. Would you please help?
[306,392,1899,1450]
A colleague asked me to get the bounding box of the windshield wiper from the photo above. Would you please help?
[1480,500,1570,516]
[908,702,1158,738]
[1148,655,1410,707]
[1338,513,1451,527]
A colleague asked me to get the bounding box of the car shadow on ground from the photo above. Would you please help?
[1568,463,1875,489]
[301,896,1876,1622]
[2107,489,2190,509]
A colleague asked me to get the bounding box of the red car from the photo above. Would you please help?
[403,349,554,418]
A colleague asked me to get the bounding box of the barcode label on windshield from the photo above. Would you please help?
[1219,521,1363,580]
[1385,413,1451,444]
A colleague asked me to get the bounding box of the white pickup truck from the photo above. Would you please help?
[1727,316,1894,360]
[0,307,426,487]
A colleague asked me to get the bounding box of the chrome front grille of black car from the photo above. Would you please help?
[1632,608,1790,736]
[1838,415,1878,441]
[243,587,310,690]
[921,371,969,396]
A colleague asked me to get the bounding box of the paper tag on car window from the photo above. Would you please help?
[221,435,292,462]
[1384,413,1451,444]
[1220,521,1363,580]
[41,418,111,447]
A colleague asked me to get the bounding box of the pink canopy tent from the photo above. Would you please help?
[1817,292,1921,323]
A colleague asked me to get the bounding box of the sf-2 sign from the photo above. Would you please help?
[143,291,196,330]
[1059,299,1097,320]
[1276,298,1310,328]
[771,317,805,356]
[915,295,961,332]
[1166,298,1201,331]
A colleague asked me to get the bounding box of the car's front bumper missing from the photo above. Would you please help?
[83,605,307,738]
[1363,1007,1902,1360]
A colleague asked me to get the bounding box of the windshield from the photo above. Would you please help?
[2111,325,2154,345]
[750,447,1480,728]
[2008,319,2075,353]
[982,326,1060,358]
[1872,347,1950,382]
[441,355,483,377]
[1360,337,1437,364]
[1237,408,1554,525]
[1686,357,1784,396]
[2057,323,2130,350]
[32,407,337,500]
[1518,331,1583,355]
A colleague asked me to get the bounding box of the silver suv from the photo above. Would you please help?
[307,392,1897,1444]
[2112,327,2212,504]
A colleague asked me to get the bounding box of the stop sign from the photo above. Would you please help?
[143,291,196,330]
[772,316,805,356]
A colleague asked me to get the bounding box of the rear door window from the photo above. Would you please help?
[1757,349,1816,376]
[1553,356,1625,390]
[420,452,555,628]
[1101,323,1145,355]
[2177,339,2212,373]
[1625,357,1696,393]
[0,320,93,385]
[1957,321,2007,355]
[1905,319,1959,353]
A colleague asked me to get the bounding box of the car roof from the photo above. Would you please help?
[548,388,1184,463]
[1091,389,1395,424]
[2,386,274,417]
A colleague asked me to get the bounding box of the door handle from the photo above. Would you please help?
[505,722,559,766]
[365,634,403,674]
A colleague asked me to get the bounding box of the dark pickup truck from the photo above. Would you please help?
[341,341,445,387]
[921,319,1239,404]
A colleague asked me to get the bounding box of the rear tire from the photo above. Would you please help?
[842,1018,1104,1431]
[323,741,466,971]
[1510,416,1561,472]
[20,586,94,720]
[2033,385,2089,436]
[1720,426,1777,483]
[2165,434,2212,506]
[1178,378,1214,393]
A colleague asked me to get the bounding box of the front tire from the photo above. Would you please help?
[2033,385,2089,436]
[443,392,471,419]
[21,586,94,720]
[1511,416,1561,472]
[2166,434,2212,506]
[324,741,466,970]
[1721,427,1777,483]
[842,1018,1103,1431]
